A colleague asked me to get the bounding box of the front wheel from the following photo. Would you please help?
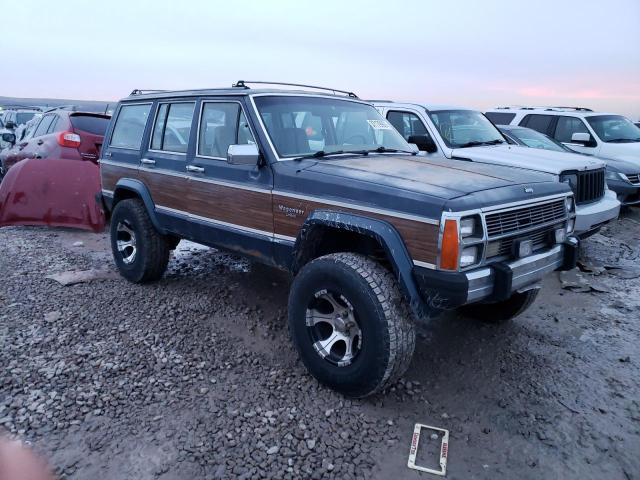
[109,198,171,283]
[460,289,540,323]
[288,253,415,398]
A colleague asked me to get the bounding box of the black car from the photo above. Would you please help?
[99,82,578,397]
[499,125,640,206]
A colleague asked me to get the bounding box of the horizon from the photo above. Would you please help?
[3,0,639,120]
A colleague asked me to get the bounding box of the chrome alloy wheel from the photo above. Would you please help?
[116,221,137,265]
[306,289,362,367]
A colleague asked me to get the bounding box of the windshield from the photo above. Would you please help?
[586,115,640,143]
[253,96,412,158]
[16,112,37,125]
[429,110,505,148]
[506,127,567,152]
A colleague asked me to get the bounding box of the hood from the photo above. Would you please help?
[599,142,640,168]
[450,144,604,174]
[302,154,555,199]
[596,155,640,174]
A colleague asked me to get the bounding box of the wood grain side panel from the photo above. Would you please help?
[273,195,439,264]
[138,170,188,210]
[188,180,274,233]
[101,163,138,191]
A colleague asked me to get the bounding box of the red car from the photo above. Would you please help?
[0,110,111,232]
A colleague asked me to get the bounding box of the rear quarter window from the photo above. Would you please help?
[485,112,516,125]
[71,115,110,136]
[520,114,554,134]
[110,104,152,149]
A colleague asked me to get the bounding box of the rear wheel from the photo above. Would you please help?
[288,253,415,398]
[110,198,171,283]
[460,289,539,323]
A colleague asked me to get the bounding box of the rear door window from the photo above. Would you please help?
[520,114,554,134]
[70,115,110,135]
[32,115,55,138]
[46,115,61,134]
[110,104,152,149]
[150,102,195,154]
[554,116,590,143]
[485,112,516,125]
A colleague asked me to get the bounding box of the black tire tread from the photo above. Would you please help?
[111,198,170,283]
[316,253,415,396]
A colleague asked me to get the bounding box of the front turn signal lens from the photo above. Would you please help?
[440,219,459,270]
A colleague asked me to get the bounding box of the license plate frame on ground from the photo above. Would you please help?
[407,423,449,476]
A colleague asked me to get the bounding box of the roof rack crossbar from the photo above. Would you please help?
[130,89,168,96]
[232,80,358,98]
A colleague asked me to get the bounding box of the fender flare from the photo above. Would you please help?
[112,178,164,233]
[293,210,425,319]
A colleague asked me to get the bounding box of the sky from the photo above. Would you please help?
[3,0,640,119]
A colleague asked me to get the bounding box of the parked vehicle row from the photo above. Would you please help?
[1,82,639,397]
[374,102,621,237]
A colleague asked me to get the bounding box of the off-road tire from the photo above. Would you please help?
[288,253,415,398]
[460,289,539,323]
[110,198,171,283]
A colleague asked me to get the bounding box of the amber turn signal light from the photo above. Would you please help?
[440,219,459,270]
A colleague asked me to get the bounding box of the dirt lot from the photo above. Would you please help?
[1,210,639,480]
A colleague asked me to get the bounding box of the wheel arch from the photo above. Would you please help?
[292,210,424,319]
[111,178,164,233]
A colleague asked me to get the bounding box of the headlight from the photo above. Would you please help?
[459,215,481,239]
[560,173,578,194]
[605,169,628,182]
[566,218,575,234]
[565,195,574,212]
[460,217,475,237]
[460,246,478,268]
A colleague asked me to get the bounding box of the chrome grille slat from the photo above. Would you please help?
[626,173,640,185]
[485,199,566,237]
[574,168,605,204]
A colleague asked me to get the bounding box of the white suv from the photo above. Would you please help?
[485,107,640,168]
[373,102,620,237]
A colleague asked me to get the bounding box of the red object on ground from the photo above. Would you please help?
[0,157,106,232]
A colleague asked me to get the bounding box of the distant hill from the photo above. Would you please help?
[0,95,116,113]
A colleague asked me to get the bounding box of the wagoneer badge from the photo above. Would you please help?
[278,204,305,218]
[524,187,534,194]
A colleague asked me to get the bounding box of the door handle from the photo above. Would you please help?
[104,152,112,158]
[37,139,44,145]
[141,158,156,165]
[186,165,205,173]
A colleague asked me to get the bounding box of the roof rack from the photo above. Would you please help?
[130,89,168,96]
[232,80,358,98]
[540,106,593,112]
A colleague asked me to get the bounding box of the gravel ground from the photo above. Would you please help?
[1,210,639,480]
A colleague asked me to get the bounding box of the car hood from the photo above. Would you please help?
[599,142,640,167]
[302,154,555,199]
[450,144,604,174]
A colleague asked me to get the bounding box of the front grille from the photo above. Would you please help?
[574,168,605,204]
[486,224,559,259]
[485,199,566,237]
[626,173,640,185]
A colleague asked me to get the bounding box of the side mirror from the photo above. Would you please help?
[1,132,16,144]
[4,121,16,130]
[227,144,260,166]
[570,132,595,147]
[407,134,437,153]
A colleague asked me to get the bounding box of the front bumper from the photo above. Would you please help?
[414,238,578,310]
[607,178,640,206]
[574,190,620,234]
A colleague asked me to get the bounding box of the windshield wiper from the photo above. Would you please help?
[606,138,640,143]
[458,139,505,148]
[362,146,417,155]
[294,150,345,161]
